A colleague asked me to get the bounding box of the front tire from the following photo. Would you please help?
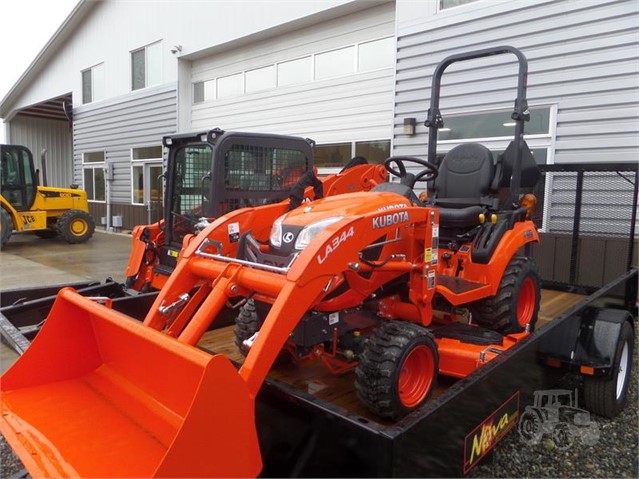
[583,320,634,418]
[470,257,541,334]
[355,321,438,420]
[0,208,13,248]
[57,210,95,244]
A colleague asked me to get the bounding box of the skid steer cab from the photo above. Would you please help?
[0,46,543,478]
[124,129,387,292]
[0,145,95,248]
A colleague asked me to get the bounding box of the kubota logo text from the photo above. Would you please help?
[317,226,354,264]
[372,211,409,229]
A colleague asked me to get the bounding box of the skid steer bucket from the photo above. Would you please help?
[0,288,261,478]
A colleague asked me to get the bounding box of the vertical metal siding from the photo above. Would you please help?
[73,84,177,204]
[8,116,74,188]
[393,0,639,163]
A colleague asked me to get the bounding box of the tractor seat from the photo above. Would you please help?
[430,143,496,228]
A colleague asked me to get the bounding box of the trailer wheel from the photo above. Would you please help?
[356,321,438,419]
[57,210,95,244]
[0,208,13,248]
[470,257,540,334]
[583,320,634,418]
[518,409,543,445]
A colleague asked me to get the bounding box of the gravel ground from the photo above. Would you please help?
[1,323,637,478]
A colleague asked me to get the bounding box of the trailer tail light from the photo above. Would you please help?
[580,365,595,375]
[519,194,537,219]
[545,357,561,368]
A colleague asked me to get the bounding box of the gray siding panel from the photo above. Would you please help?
[9,116,74,188]
[73,84,177,204]
[394,0,638,236]
[394,0,639,162]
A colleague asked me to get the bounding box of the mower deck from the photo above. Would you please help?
[197,288,585,423]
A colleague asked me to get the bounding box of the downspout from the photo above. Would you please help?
[105,162,113,232]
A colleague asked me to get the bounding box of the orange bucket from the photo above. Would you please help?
[0,288,261,478]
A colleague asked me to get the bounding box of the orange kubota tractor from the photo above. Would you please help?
[0,46,542,478]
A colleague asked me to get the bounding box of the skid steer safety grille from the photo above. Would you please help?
[224,145,308,192]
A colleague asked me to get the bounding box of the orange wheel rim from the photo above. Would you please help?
[399,344,434,408]
[517,277,536,327]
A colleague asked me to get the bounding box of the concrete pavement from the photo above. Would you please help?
[0,230,133,373]
[0,229,132,290]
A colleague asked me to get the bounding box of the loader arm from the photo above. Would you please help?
[145,199,435,397]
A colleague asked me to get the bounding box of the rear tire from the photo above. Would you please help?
[234,299,260,356]
[518,409,543,445]
[583,320,633,418]
[355,321,438,420]
[0,208,12,248]
[470,257,540,334]
[57,210,95,244]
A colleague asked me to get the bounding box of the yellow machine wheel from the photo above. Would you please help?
[56,210,96,244]
[0,208,13,248]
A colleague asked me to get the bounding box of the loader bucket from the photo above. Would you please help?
[0,288,262,478]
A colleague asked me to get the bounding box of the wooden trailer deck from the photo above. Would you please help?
[197,289,586,422]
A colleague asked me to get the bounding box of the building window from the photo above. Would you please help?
[194,35,395,101]
[193,80,215,103]
[217,73,243,99]
[131,146,163,205]
[246,65,276,93]
[277,56,313,87]
[82,151,106,202]
[438,107,551,141]
[315,46,355,81]
[440,0,480,10]
[82,63,105,104]
[132,41,162,91]
[358,37,395,71]
[314,140,391,168]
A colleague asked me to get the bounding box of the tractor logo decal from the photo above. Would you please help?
[372,211,409,229]
[464,391,520,473]
[317,226,354,264]
[377,203,408,211]
[518,389,599,451]
[21,214,36,225]
[283,232,295,243]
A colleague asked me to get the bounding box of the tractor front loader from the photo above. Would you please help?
[0,46,543,478]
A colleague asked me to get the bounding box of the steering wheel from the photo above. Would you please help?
[383,156,439,187]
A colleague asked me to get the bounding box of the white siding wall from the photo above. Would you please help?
[9,116,73,188]
[73,84,177,204]
[393,0,639,164]
[189,2,396,145]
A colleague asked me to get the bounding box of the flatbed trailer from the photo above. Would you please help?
[0,162,636,477]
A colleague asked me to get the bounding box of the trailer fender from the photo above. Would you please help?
[539,308,634,379]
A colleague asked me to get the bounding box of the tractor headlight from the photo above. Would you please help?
[294,216,343,250]
[269,214,286,248]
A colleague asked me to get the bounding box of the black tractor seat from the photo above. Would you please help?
[428,143,496,228]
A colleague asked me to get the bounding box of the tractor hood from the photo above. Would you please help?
[270,191,411,255]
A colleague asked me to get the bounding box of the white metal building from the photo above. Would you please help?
[1,0,637,230]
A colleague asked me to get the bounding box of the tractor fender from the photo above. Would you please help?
[461,221,538,296]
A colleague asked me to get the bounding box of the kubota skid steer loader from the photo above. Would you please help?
[0,46,542,478]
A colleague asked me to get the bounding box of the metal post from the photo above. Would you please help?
[569,171,584,285]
